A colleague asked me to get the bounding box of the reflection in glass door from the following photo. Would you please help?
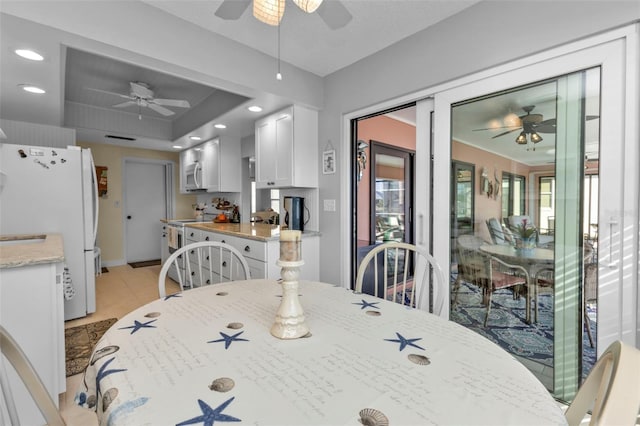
[448,68,601,394]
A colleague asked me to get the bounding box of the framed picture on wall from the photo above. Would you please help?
[323,149,336,174]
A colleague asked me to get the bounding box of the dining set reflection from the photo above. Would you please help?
[453,214,597,340]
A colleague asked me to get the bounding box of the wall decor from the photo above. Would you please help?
[323,149,335,174]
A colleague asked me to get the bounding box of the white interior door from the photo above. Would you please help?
[124,159,169,263]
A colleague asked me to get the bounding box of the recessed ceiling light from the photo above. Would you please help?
[15,49,44,61]
[189,136,202,141]
[248,105,263,112]
[214,124,227,129]
[172,145,182,149]
[18,84,45,94]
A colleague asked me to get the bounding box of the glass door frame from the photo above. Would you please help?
[432,28,638,400]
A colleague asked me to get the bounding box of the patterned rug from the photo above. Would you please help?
[65,318,117,376]
[451,280,596,379]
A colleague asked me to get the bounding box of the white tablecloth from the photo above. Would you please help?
[76,279,566,425]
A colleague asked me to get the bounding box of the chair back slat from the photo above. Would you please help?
[355,242,446,317]
[158,241,251,298]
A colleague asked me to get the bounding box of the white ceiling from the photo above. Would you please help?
[0,1,480,151]
[0,1,601,163]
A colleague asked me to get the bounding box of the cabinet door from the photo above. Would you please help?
[273,112,293,186]
[255,118,277,188]
[201,140,220,191]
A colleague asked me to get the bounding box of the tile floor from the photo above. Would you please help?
[59,264,179,425]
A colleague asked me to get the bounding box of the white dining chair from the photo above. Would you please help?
[0,325,66,426]
[158,241,251,298]
[355,242,447,317]
[564,340,640,426]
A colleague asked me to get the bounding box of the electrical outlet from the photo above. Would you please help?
[323,199,336,212]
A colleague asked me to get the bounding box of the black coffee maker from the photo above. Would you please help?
[283,196,309,231]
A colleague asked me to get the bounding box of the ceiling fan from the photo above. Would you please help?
[215,0,352,29]
[474,105,599,140]
[86,81,191,118]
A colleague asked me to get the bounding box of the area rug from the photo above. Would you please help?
[65,318,117,376]
[128,259,161,268]
[450,279,596,380]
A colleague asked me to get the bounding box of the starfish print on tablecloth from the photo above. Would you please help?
[352,299,381,310]
[207,331,249,349]
[163,293,182,301]
[176,397,241,426]
[95,356,127,398]
[118,319,157,334]
[384,332,425,351]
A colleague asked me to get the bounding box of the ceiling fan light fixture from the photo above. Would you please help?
[253,0,285,26]
[503,112,520,128]
[515,131,527,145]
[292,0,323,13]
[530,131,543,143]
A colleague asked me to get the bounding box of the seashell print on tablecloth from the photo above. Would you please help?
[209,377,235,392]
[144,312,161,318]
[227,322,243,329]
[90,345,119,366]
[216,291,229,296]
[358,408,389,426]
[407,353,431,365]
[365,310,381,316]
[102,388,118,412]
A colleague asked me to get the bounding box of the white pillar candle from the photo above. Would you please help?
[279,230,302,261]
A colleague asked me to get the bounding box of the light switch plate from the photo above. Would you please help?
[323,199,336,211]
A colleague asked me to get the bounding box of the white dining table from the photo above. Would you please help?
[76,279,566,425]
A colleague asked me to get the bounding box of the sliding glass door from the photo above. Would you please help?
[432,32,635,402]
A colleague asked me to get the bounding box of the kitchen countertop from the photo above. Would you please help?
[0,233,65,268]
[185,222,320,242]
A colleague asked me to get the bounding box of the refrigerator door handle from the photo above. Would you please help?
[90,153,99,245]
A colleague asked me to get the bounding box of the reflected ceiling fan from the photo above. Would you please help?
[86,81,191,119]
[474,105,599,148]
[215,0,352,29]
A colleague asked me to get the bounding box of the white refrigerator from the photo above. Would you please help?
[0,143,98,320]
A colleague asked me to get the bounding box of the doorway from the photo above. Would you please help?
[351,105,416,287]
[123,159,172,263]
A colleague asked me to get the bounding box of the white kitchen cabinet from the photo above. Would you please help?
[255,105,318,189]
[180,136,241,193]
[0,261,65,425]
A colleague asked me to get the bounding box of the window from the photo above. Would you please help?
[501,172,525,217]
[539,177,555,233]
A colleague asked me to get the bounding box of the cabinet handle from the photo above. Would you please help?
[221,240,226,244]
[190,250,195,255]
[191,271,195,276]
[244,246,250,252]
[205,236,210,241]
[206,279,210,285]
[222,261,227,267]
[206,256,210,261]
[190,232,194,237]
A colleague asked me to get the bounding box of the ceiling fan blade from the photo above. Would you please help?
[491,128,521,139]
[472,126,520,131]
[215,0,251,20]
[317,0,352,30]
[148,103,175,116]
[113,101,136,108]
[533,124,556,133]
[85,87,132,100]
[153,98,191,108]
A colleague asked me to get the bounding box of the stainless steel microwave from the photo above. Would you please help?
[184,162,204,191]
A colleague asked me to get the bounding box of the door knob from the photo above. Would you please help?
[127,215,132,219]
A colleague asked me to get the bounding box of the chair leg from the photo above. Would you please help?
[452,277,461,307]
[484,290,493,327]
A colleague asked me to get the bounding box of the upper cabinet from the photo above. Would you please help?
[255,105,318,188]
[179,135,241,193]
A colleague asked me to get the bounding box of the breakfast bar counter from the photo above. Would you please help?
[186,222,320,242]
[0,233,65,268]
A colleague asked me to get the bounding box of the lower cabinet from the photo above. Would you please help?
[191,230,319,282]
[0,261,65,425]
